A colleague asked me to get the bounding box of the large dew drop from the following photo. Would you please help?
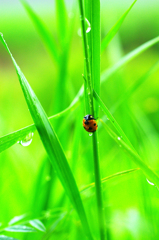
[18,132,34,147]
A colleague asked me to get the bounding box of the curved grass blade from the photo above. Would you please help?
[81,168,140,192]
[101,36,159,82]
[101,0,137,53]
[20,0,59,63]
[93,91,159,188]
[0,33,93,240]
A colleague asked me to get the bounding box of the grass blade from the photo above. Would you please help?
[91,1,106,240]
[0,33,93,240]
[55,0,67,48]
[0,97,80,153]
[81,168,140,192]
[101,0,137,53]
[93,90,133,148]
[111,60,159,112]
[101,36,159,82]
[20,0,59,63]
[93,90,159,188]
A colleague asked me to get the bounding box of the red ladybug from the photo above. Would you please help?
[83,115,98,132]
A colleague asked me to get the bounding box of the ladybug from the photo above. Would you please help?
[83,114,98,132]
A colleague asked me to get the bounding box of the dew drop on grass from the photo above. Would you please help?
[77,18,91,36]
[117,137,121,140]
[146,179,155,186]
[89,133,93,136]
[85,18,91,33]
[18,132,34,147]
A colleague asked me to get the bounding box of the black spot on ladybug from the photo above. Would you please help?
[89,127,92,130]
[94,123,96,126]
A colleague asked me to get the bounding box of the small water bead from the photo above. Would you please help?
[89,133,93,136]
[146,179,155,186]
[85,18,91,33]
[117,137,121,141]
[77,18,91,36]
[18,132,34,147]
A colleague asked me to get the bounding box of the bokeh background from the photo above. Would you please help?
[0,0,159,239]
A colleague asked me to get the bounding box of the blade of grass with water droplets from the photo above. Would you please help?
[0,34,93,240]
[0,97,80,153]
[101,0,137,53]
[20,0,59,63]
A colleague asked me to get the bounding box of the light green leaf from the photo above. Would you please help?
[29,219,46,232]
[0,236,19,240]
[101,0,137,53]
[5,225,36,233]
[8,214,28,226]
[0,33,93,240]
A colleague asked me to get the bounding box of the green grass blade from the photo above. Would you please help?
[20,0,59,63]
[91,1,106,240]
[93,90,133,148]
[0,124,35,153]
[55,0,67,48]
[81,168,139,192]
[93,89,159,188]
[101,36,159,82]
[0,96,80,153]
[0,34,93,240]
[91,0,100,117]
[100,119,159,188]
[112,60,159,112]
[101,0,137,53]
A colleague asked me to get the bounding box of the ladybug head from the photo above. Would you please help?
[84,114,94,120]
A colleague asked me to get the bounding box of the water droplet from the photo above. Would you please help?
[117,137,121,140]
[85,18,91,33]
[89,133,93,136]
[18,132,34,147]
[0,32,3,37]
[77,18,91,36]
[146,179,155,186]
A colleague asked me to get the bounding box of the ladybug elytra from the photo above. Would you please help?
[83,114,98,132]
